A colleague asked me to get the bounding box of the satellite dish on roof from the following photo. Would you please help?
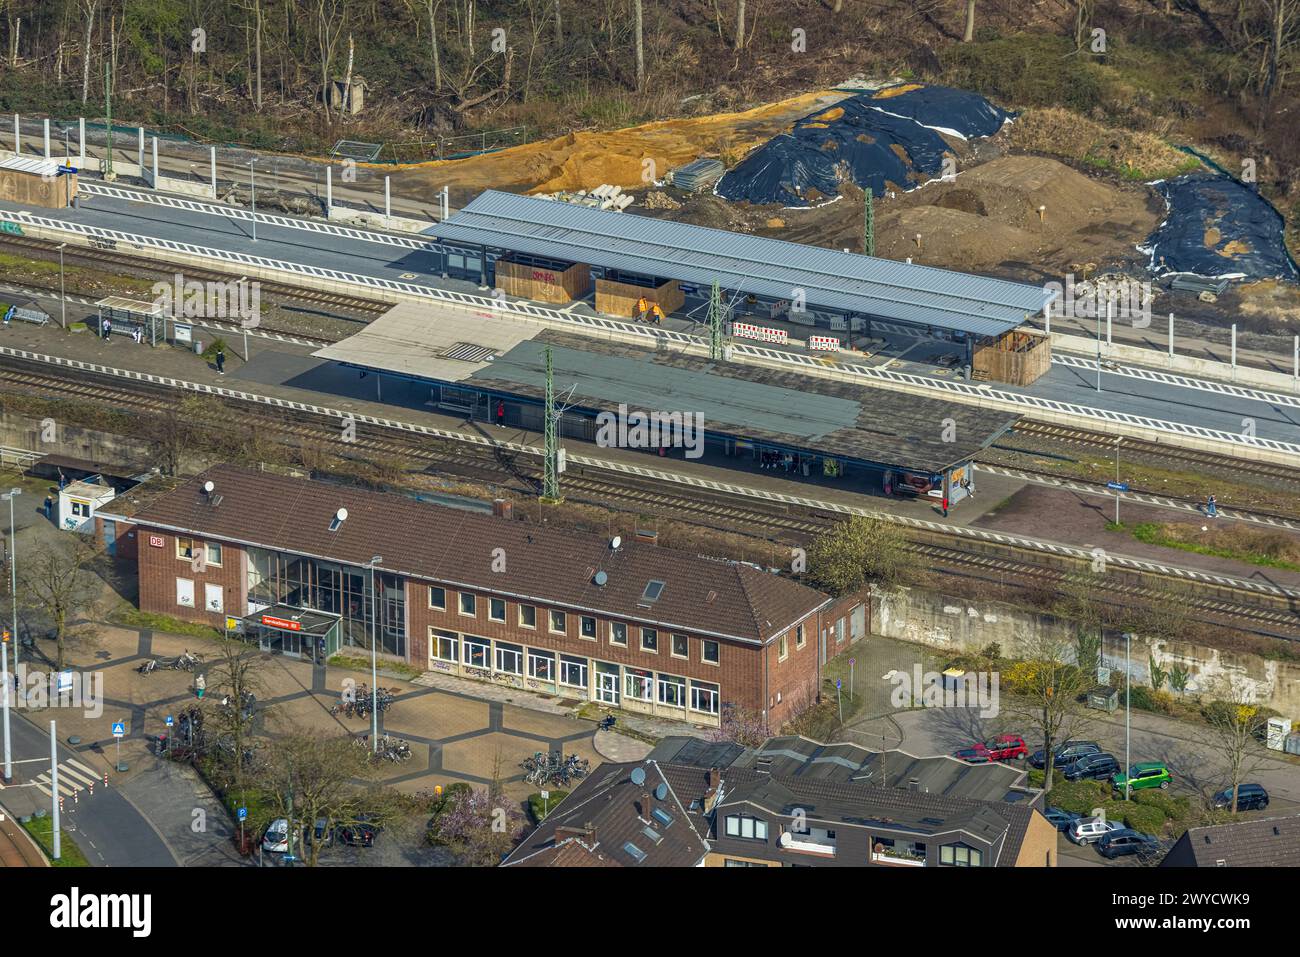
[610,536,622,550]
[654,782,668,801]
[594,570,608,587]
[630,767,646,786]
[336,507,348,522]
[203,481,215,494]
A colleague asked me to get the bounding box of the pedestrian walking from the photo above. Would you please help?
[133,326,142,345]
[102,317,112,341]
[43,495,52,521]
[215,346,226,375]
[496,399,505,427]
[57,468,66,490]
[1207,494,1218,519]
[195,672,206,699]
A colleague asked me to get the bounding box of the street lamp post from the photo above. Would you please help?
[1095,298,1103,393]
[1124,631,1132,802]
[1,594,10,783]
[367,555,382,752]
[1114,437,1123,526]
[3,489,20,669]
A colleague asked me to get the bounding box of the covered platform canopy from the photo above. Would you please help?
[433,189,1055,338]
[313,304,1016,476]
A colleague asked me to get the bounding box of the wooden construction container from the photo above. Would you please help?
[493,257,591,304]
[595,275,686,318]
[0,158,77,209]
[972,328,1051,386]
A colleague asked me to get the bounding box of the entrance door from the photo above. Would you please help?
[259,627,282,655]
[595,664,620,705]
[282,629,303,657]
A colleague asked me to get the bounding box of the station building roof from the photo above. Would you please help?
[434,189,1054,338]
[314,305,1016,474]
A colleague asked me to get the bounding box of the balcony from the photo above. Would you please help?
[871,843,926,867]
[778,831,836,857]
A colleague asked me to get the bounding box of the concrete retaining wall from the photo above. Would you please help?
[326,205,431,234]
[871,585,1300,717]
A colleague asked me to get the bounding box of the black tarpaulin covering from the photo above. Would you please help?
[715,85,1012,208]
[1143,174,1299,282]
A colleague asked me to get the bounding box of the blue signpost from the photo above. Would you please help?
[111,720,127,772]
[1106,481,1129,525]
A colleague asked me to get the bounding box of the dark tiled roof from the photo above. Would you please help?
[115,465,828,644]
[503,760,709,867]
[1165,814,1300,868]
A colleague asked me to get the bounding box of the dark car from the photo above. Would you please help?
[952,747,992,764]
[1029,741,1101,770]
[1044,807,1081,832]
[337,813,382,848]
[303,817,332,847]
[1063,752,1121,782]
[1213,783,1269,812]
[1097,829,1160,860]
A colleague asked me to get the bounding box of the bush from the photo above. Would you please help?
[1116,801,1166,836]
[527,790,569,823]
[1046,779,1109,815]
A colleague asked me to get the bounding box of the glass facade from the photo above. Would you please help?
[246,546,406,657]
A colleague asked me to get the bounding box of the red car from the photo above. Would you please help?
[953,735,1027,763]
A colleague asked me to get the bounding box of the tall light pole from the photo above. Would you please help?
[2,601,11,783]
[367,555,382,752]
[1124,631,1132,802]
[1113,436,1123,525]
[4,489,20,669]
[57,244,67,329]
[1095,299,1103,393]
[248,160,258,242]
[50,718,60,860]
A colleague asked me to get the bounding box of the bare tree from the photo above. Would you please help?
[1004,633,1094,794]
[313,0,350,121]
[1198,676,1272,814]
[734,0,744,52]
[963,0,976,42]
[206,636,272,790]
[79,0,97,104]
[19,536,103,671]
[634,0,644,91]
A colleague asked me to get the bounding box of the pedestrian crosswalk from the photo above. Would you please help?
[31,758,101,799]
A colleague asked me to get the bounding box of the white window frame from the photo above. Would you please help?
[690,681,719,715]
[549,609,567,635]
[488,597,507,623]
[795,623,805,649]
[528,650,555,681]
[431,629,458,663]
[462,635,490,669]
[204,582,223,613]
[175,577,195,608]
[559,655,588,689]
[429,586,446,611]
[519,604,537,629]
[176,537,195,561]
[205,542,223,566]
[625,668,653,702]
[495,642,524,675]
[458,592,476,617]
[778,633,788,661]
[610,621,627,646]
[657,673,686,707]
[641,627,658,653]
[580,615,597,640]
[670,633,689,659]
[701,640,720,666]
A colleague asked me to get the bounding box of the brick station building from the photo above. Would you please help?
[101,465,837,729]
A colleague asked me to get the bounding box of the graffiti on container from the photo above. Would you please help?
[0,221,23,236]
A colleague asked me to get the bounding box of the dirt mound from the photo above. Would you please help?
[1005,107,1198,181]
[386,90,847,203]
[873,155,1160,275]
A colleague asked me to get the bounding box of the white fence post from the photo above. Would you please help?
[1231,323,1237,382]
[138,127,145,173]
[384,175,391,222]
[78,117,85,164]
[210,146,217,197]
[12,114,18,154]
[152,136,159,188]
[326,166,333,213]
[1167,314,1174,363]
[43,118,50,158]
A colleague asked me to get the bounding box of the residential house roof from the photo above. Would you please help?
[1160,814,1300,868]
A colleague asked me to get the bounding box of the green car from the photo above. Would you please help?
[1112,762,1172,792]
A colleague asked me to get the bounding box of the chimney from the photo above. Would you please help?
[492,499,513,520]
[706,767,720,789]
[554,823,596,843]
[637,792,653,819]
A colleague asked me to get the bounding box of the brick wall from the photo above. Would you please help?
[406,581,763,717]
[763,610,821,729]
[137,526,245,626]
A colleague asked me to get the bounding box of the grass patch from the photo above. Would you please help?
[326,653,423,680]
[528,790,569,822]
[1131,522,1300,573]
[110,605,222,641]
[22,815,90,866]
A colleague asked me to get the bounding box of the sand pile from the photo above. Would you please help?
[873,155,1160,275]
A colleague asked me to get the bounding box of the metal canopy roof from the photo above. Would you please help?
[436,190,1053,337]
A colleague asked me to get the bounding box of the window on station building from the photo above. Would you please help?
[559,655,588,689]
[459,592,476,617]
[176,537,195,560]
[701,640,719,665]
[495,642,524,675]
[549,610,567,634]
[610,622,627,646]
[671,634,688,658]
[429,586,446,611]
[690,681,719,715]
[489,598,506,622]
[580,616,597,639]
[641,628,658,653]
[657,673,686,707]
[519,604,537,628]
[431,629,458,663]
[462,635,490,669]
[528,650,555,682]
[205,542,223,566]
[625,667,653,702]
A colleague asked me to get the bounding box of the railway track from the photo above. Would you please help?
[0,234,388,319]
[1,354,1294,640]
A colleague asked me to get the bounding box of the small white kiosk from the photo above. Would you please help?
[59,477,117,533]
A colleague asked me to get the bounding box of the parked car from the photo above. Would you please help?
[1063,752,1121,782]
[1029,741,1101,770]
[261,818,291,853]
[1212,783,1269,812]
[337,814,380,848]
[1044,807,1081,832]
[1068,816,1119,845]
[954,735,1028,764]
[1112,762,1172,793]
[303,817,332,847]
[1097,829,1161,860]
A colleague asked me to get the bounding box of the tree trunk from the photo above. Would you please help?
[734,0,745,52]
[426,0,443,91]
[342,33,354,114]
[80,1,96,105]
[963,0,976,43]
[554,0,562,45]
[634,0,644,91]
[255,0,264,111]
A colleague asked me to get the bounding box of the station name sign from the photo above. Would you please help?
[261,614,302,631]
